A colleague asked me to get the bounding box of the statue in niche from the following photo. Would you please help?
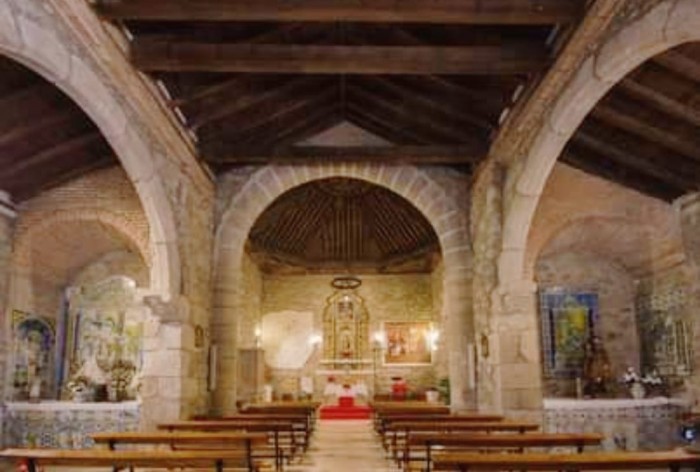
[322,287,369,365]
[582,334,612,398]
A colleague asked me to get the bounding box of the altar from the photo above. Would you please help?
[2,401,140,449]
[544,398,689,451]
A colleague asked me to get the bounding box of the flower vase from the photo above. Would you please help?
[630,382,645,399]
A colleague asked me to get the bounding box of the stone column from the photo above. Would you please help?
[139,296,196,430]
[444,272,476,411]
[494,280,543,421]
[0,192,17,447]
[675,192,700,404]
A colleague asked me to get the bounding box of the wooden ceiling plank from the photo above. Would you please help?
[619,78,700,129]
[96,0,582,25]
[0,83,67,130]
[0,109,80,149]
[654,50,700,84]
[131,40,548,75]
[199,83,339,144]
[356,75,494,133]
[573,128,700,190]
[345,105,426,145]
[592,101,700,162]
[208,145,482,164]
[347,82,485,145]
[189,76,330,129]
[561,147,683,202]
[0,132,106,179]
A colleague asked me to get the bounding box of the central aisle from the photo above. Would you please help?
[289,419,397,472]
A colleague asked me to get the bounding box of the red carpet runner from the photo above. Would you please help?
[319,405,372,420]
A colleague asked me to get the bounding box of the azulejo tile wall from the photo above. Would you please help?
[544,398,689,451]
[2,401,140,449]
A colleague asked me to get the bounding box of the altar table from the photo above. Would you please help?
[544,397,689,451]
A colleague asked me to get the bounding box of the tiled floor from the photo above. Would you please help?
[0,420,398,472]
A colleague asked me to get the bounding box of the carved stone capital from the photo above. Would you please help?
[143,295,189,324]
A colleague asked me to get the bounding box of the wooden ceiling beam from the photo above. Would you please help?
[573,127,700,190]
[201,85,340,143]
[131,40,548,75]
[0,132,108,179]
[619,78,700,129]
[561,147,683,202]
[654,50,700,84]
[206,145,483,165]
[96,0,582,25]
[0,109,80,149]
[347,83,483,144]
[592,99,700,162]
[187,76,331,129]
[355,75,494,132]
[345,106,423,145]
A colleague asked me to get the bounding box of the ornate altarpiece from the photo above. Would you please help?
[322,289,369,366]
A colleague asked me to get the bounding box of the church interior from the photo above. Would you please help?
[2,0,700,470]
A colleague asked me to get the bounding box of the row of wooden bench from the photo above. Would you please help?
[0,401,321,472]
[369,401,700,472]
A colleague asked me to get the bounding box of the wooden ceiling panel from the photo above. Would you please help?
[248,177,440,273]
[94,0,584,168]
[0,56,116,203]
[97,0,583,25]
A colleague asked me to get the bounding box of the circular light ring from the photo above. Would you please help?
[331,276,362,290]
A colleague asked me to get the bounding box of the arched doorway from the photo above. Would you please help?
[213,165,473,413]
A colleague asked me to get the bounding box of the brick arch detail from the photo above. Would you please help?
[0,1,179,298]
[213,164,473,412]
[500,0,700,287]
[13,210,150,271]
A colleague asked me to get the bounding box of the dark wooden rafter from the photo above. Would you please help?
[354,75,493,133]
[345,105,426,145]
[186,76,332,129]
[654,49,700,83]
[592,95,700,162]
[618,77,700,129]
[0,83,67,130]
[200,84,340,144]
[209,145,483,165]
[130,39,549,75]
[0,109,81,149]
[346,81,480,143]
[96,0,582,25]
[572,125,700,190]
[562,145,684,202]
[0,132,108,179]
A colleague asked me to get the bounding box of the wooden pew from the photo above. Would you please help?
[0,448,261,472]
[385,420,540,461]
[371,404,451,432]
[431,449,700,471]
[159,420,294,470]
[242,402,320,431]
[193,413,312,452]
[405,432,603,472]
[92,431,269,470]
[377,413,504,439]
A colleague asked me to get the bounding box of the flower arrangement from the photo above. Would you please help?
[621,366,640,386]
[66,375,92,402]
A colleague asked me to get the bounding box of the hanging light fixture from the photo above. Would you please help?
[330,275,362,290]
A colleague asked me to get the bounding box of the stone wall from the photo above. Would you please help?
[536,252,638,397]
[230,272,441,399]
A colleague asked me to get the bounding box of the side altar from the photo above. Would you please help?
[544,397,689,451]
[2,401,140,449]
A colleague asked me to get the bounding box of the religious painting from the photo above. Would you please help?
[539,289,598,378]
[11,310,55,399]
[383,321,432,365]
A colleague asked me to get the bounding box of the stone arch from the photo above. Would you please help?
[213,164,473,412]
[13,209,149,272]
[0,1,179,298]
[500,0,700,287]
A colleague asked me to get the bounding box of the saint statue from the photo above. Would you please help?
[582,334,612,398]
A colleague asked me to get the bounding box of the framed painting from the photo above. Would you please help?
[539,289,598,378]
[383,321,432,365]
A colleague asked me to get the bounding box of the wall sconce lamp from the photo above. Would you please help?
[309,334,323,346]
[427,328,440,352]
[372,331,385,348]
[254,325,262,348]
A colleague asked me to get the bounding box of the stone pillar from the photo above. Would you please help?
[675,192,700,404]
[444,272,476,411]
[139,296,196,430]
[494,280,543,421]
[0,193,17,447]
